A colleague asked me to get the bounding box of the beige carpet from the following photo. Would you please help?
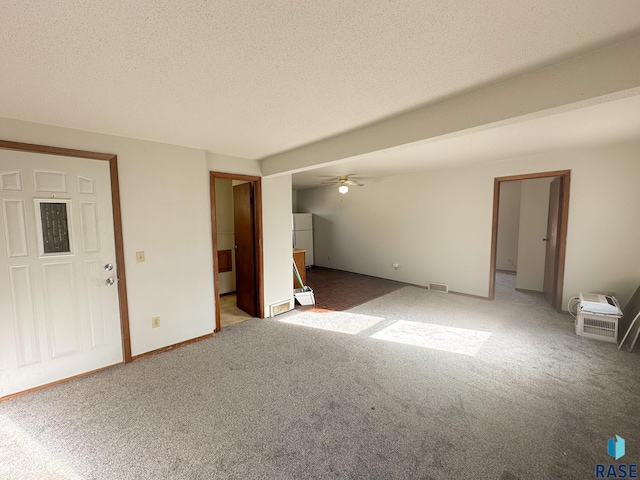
[2,275,639,479]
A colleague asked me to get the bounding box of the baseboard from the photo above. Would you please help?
[1,333,217,401]
[0,362,122,402]
[393,283,490,300]
[515,287,543,294]
[311,265,398,281]
[132,333,215,362]
[449,290,491,300]
[310,266,491,300]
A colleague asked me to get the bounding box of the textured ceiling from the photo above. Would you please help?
[2,1,640,160]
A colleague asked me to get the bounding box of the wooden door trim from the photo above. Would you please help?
[209,175,221,332]
[253,180,264,319]
[209,171,264,332]
[489,169,570,311]
[0,140,132,362]
[555,173,570,311]
[494,170,571,183]
[211,172,262,182]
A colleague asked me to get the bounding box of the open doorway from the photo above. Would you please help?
[489,170,570,311]
[209,172,264,332]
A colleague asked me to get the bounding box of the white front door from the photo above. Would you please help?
[0,149,123,397]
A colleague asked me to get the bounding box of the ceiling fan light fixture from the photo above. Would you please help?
[338,185,349,194]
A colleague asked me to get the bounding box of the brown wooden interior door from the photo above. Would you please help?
[233,182,257,317]
[543,177,561,307]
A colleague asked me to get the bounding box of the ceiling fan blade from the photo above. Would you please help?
[315,174,366,187]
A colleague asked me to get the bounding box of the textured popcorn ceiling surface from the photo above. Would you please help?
[1,1,640,166]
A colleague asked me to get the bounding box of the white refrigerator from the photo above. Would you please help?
[292,213,314,266]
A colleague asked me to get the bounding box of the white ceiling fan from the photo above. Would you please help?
[320,175,365,194]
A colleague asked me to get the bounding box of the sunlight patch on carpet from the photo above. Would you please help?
[278,310,384,335]
[0,415,82,479]
[370,320,492,356]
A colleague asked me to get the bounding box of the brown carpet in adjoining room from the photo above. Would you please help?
[302,266,404,311]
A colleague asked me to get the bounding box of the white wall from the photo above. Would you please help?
[292,189,298,213]
[215,178,236,294]
[496,180,521,271]
[207,152,261,177]
[515,178,553,291]
[1,117,216,355]
[262,175,295,316]
[297,140,640,309]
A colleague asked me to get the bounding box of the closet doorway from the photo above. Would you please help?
[209,172,264,332]
[489,170,570,311]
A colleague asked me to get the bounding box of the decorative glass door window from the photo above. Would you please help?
[35,199,73,255]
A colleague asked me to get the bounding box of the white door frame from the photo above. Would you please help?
[0,140,132,391]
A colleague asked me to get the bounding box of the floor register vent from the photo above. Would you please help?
[270,300,292,317]
[428,282,449,293]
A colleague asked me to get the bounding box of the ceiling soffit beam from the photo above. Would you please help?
[261,34,640,177]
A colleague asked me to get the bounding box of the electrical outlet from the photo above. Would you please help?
[152,316,160,328]
[136,251,145,263]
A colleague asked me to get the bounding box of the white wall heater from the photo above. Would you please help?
[575,293,622,343]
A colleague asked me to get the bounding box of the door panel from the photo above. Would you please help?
[42,261,80,358]
[85,259,108,348]
[2,198,29,257]
[543,177,561,306]
[79,202,100,252]
[233,182,256,317]
[0,149,123,397]
[8,264,39,367]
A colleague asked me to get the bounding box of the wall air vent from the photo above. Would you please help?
[427,282,449,293]
[270,300,292,317]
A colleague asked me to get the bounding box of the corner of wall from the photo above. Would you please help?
[206,152,262,177]
[261,175,294,317]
